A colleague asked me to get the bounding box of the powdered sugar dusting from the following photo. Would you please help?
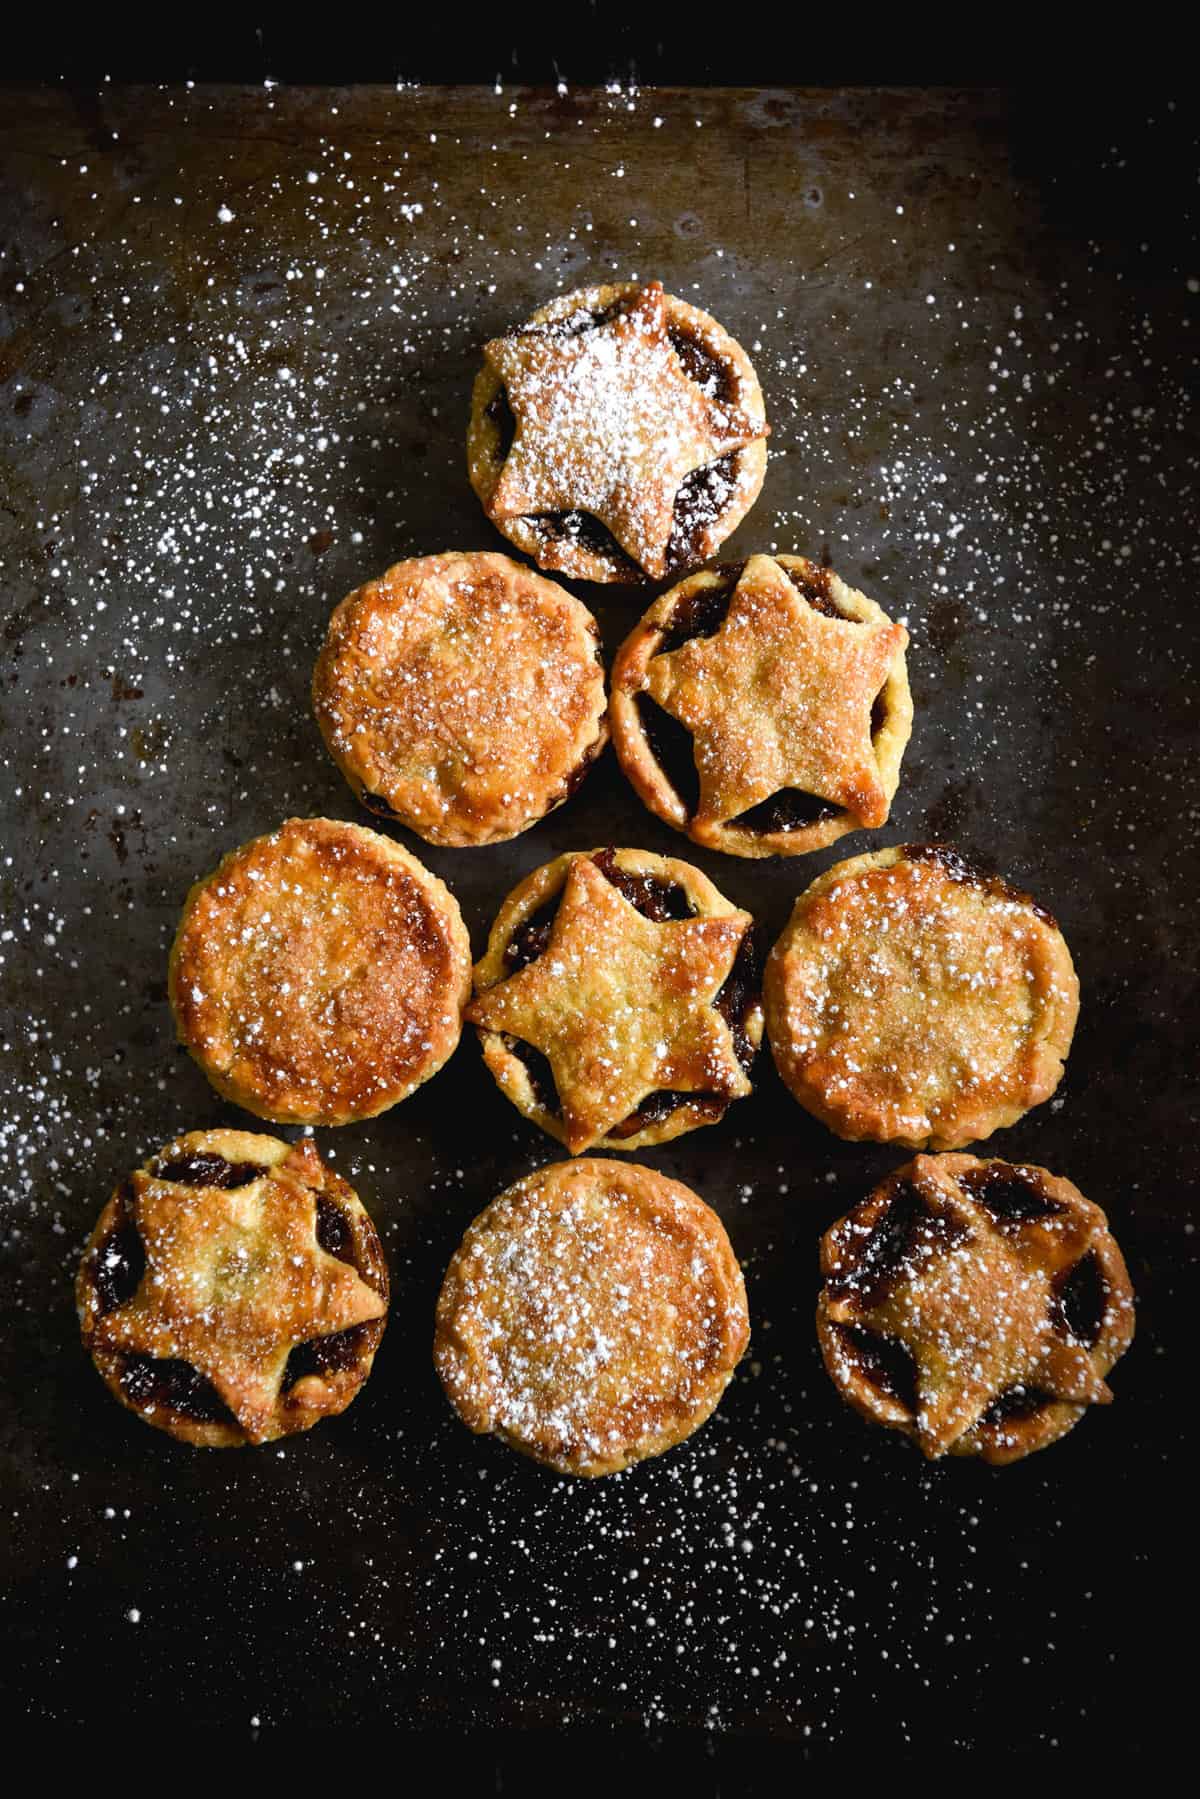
[435,1161,747,1475]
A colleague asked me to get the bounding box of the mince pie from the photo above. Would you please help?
[78,1130,389,1447]
[765,844,1079,1149]
[467,281,769,583]
[169,817,471,1126]
[468,846,763,1153]
[611,553,912,858]
[817,1154,1135,1464]
[312,551,608,848]
[434,1158,749,1476]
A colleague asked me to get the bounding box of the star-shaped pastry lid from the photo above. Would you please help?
[89,1147,387,1444]
[469,854,753,1154]
[482,283,765,580]
[645,553,907,831]
[818,1155,1134,1461]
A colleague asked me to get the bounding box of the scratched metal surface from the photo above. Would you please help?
[0,86,1194,1753]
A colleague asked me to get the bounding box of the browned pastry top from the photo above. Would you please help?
[434,1158,749,1476]
[764,845,1079,1148]
[169,817,471,1126]
[816,1153,1135,1464]
[78,1130,389,1447]
[312,551,607,848]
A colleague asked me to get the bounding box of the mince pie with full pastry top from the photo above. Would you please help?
[467,281,769,583]
[611,552,913,858]
[434,1157,749,1476]
[817,1154,1134,1464]
[312,551,608,848]
[764,844,1079,1149]
[77,1130,389,1447]
[169,817,471,1126]
[468,847,763,1153]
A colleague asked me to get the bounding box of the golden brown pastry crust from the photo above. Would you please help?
[467,281,768,583]
[764,844,1079,1149]
[816,1153,1135,1464]
[77,1130,389,1447]
[610,553,913,858]
[312,551,608,848]
[468,847,762,1153]
[434,1158,749,1476]
[169,817,471,1126]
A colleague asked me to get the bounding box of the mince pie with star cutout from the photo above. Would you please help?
[611,553,913,858]
[765,843,1079,1149]
[467,281,769,583]
[434,1157,749,1476]
[77,1130,389,1447]
[817,1154,1135,1464]
[312,551,608,848]
[169,817,471,1127]
[468,847,763,1153]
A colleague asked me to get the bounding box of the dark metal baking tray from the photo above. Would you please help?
[1,84,1193,1755]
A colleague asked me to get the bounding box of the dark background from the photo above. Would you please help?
[1,57,1195,1770]
[0,18,1073,85]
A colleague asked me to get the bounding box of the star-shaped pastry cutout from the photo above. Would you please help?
[483,283,764,580]
[91,1163,387,1443]
[468,855,752,1153]
[644,554,906,830]
[824,1171,1111,1459]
